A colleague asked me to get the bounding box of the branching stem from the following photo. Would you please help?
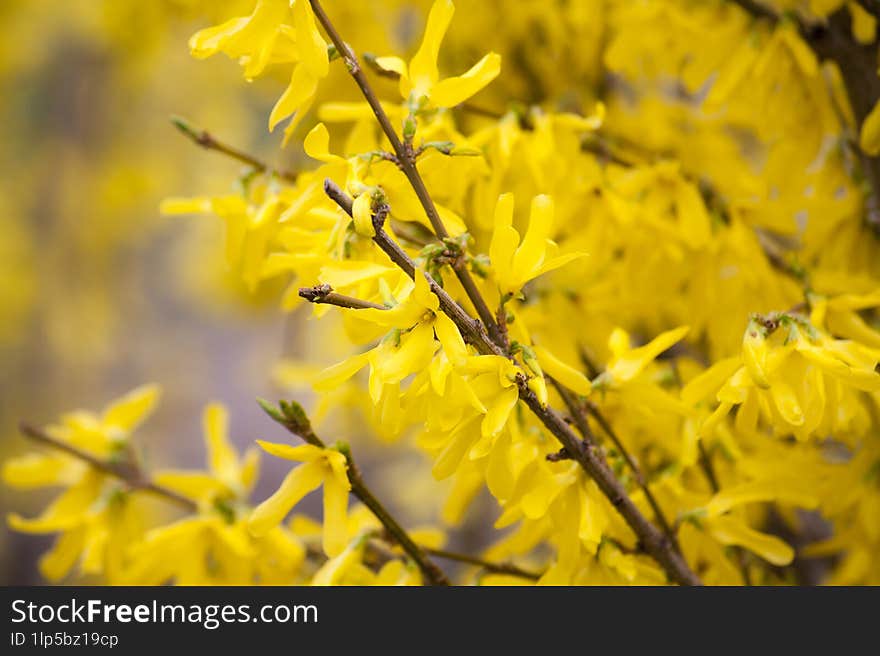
[308,0,504,345]
[18,422,197,512]
[171,115,298,183]
[321,180,702,585]
[260,401,450,586]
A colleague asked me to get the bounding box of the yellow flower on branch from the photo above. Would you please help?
[3,385,160,582]
[249,442,351,557]
[489,193,586,296]
[374,0,501,110]
[190,0,329,140]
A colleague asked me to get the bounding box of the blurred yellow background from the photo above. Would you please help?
[0,0,307,584]
[0,0,511,585]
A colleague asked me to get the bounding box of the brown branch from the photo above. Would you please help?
[321,180,702,585]
[423,547,542,581]
[258,400,450,586]
[18,422,197,512]
[308,0,505,345]
[172,116,299,183]
[548,379,681,555]
[325,179,502,354]
[299,284,386,310]
[361,537,542,581]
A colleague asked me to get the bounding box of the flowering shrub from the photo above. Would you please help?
[5,0,880,585]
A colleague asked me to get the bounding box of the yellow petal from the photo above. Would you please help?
[322,469,350,557]
[203,403,238,483]
[860,99,880,156]
[373,56,407,78]
[481,386,519,438]
[255,441,323,463]
[681,358,741,405]
[608,326,689,382]
[102,384,161,434]
[376,322,436,384]
[152,471,226,502]
[8,471,103,534]
[849,2,877,43]
[409,0,454,93]
[352,193,376,237]
[240,448,261,492]
[39,528,86,582]
[706,479,818,517]
[742,319,771,389]
[534,251,587,278]
[2,454,75,489]
[413,270,440,311]
[528,374,548,406]
[313,351,372,391]
[248,461,324,536]
[707,516,794,566]
[292,0,328,77]
[303,122,335,162]
[431,52,501,108]
[434,311,468,365]
[432,421,476,480]
[489,193,519,291]
[269,65,317,132]
[533,345,592,396]
[698,402,733,438]
[512,195,553,278]
[770,379,805,426]
[311,540,364,585]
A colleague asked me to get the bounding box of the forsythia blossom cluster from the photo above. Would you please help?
[6,0,880,585]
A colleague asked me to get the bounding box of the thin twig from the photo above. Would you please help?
[299,284,386,310]
[259,401,450,586]
[424,547,542,581]
[549,379,681,554]
[325,179,502,354]
[18,422,197,512]
[321,180,702,585]
[172,116,299,183]
[308,0,505,346]
[361,538,542,581]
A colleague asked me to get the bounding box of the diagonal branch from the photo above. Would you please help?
[421,547,542,581]
[548,378,682,554]
[308,0,505,346]
[322,179,702,585]
[258,400,450,586]
[18,422,197,512]
[172,115,299,183]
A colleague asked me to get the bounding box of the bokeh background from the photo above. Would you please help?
[0,0,510,585]
[5,0,876,585]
